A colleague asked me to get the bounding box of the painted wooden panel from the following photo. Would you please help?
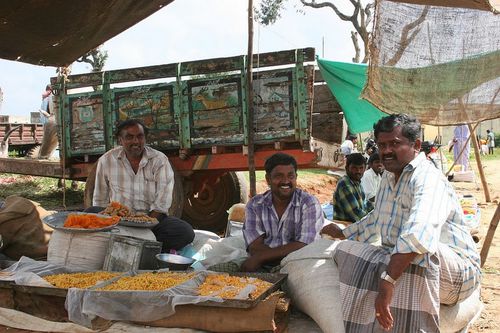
[113,84,178,148]
[69,95,105,153]
[188,78,242,144]
[253,71,294,135]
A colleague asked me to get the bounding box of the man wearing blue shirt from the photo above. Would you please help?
[322,114,480,332]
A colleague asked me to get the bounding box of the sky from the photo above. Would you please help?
[0,0,356,118]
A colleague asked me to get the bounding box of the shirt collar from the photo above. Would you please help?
[116,146,151,161]
[262,189,300,207]
[384,152,426,184]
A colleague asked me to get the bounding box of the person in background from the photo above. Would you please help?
[39,84,52,125]
[333,153,373,223]
[340,134,358,156]
[486,129,495,154]
[90,119,194,252]
[241,153,324,272]
[321,114,480,332]
[361,152,384,203]
[452,124,470,170]
[364,138,378,157]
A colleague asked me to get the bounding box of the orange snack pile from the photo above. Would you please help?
[198,274,273,299]
[63,214,120,229]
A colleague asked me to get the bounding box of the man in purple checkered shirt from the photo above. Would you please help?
[241,153,324,272]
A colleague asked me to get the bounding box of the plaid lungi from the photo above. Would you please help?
[333,240,480,333]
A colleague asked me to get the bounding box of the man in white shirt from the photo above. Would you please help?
[360,152,384,203]
[340,134,358,156]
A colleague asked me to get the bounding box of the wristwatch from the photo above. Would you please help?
[380,271,396,284]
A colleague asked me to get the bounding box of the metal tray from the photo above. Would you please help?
[118,218,159,228]
[196,272,287,309]
[42,212,119,233]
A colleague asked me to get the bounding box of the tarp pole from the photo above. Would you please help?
[247,0,256,198]
[480,203,500,267]
[467,123,491,202]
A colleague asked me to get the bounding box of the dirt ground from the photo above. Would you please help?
[254,158,500,332]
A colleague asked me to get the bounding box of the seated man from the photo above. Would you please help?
[91,119,195,251]
[322,114,481,332]
[333,153,373,223]
[360,152,384,203]
[241,153,324,272]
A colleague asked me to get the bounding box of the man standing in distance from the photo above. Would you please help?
[92,119,195,251]
[361,152,384,203]
[241,153,324,272]
[321,114,480,332]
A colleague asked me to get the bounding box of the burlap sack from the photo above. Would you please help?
[0,196,54,260]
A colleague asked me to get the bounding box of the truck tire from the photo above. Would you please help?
[181,171,248,232]
[84,162,185,218]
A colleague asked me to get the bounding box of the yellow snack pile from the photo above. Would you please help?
[198,274,273,299]
[98,272,194,291]
[44,271,120,289]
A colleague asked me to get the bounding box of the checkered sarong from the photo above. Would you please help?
[333,240,480,333]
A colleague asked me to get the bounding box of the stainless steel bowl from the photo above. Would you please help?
[156,253,195,270]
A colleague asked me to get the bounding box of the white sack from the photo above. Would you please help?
[280,238,345,333]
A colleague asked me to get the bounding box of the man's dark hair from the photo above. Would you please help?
[487,129,491,133]
[368,152,380,165]
[346,153,366,168]
[114,119,149,138]
[373,114,421,143]
[264,153,297,174]
[347,134,357,140]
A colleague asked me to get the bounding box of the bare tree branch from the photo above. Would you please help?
[300,0,354,22]
[351,31,361,63]
[385,6,429,66]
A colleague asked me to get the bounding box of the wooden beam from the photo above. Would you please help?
[467,124,491,202]
[480,203,500,267]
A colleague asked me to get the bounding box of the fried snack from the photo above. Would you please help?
[63,214,120,229]
[100,202,158,223]
[98,271,194,291]
[101,201,131,217]
[198,274,273,299]
[44,271,120,289]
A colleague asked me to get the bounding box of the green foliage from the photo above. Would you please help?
[0,175,84,210]
[255,0,287,25]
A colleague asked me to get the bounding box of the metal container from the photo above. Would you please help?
[156,253,195,271]
[103,234,162,272]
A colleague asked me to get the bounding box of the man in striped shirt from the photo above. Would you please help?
[92,119,194,251]
[333,153,373,223]
[322,114,481,332]
[241,153,324,272]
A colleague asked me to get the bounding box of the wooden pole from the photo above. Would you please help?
[247,0,256,197]
[480,203,500,267]
[467,123,491,202]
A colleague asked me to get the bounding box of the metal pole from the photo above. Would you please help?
[247,0,256,197]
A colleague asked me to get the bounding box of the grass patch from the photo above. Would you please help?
[0,175,84,209]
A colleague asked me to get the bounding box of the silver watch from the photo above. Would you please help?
[381,271,396,284]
